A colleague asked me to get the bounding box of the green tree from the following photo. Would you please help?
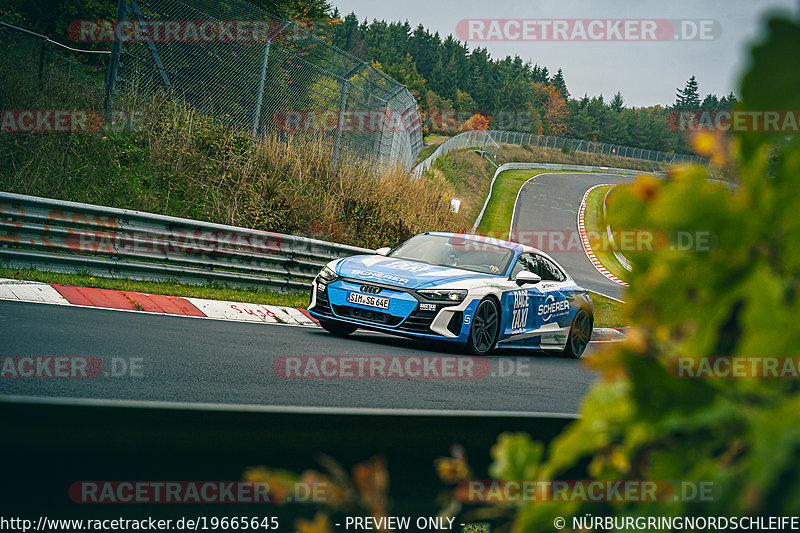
[675,75,701,109]
[551,68,570,101]
[701,93,720,110]
[489,11,800,531]
[610,92,625,112]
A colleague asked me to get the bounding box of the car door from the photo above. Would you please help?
[500,253,547,341]
[529,253,572,330]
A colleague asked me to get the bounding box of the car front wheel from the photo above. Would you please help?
[319,320,358,338]
[467,298,500,356]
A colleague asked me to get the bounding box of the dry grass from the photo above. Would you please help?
[1,80,466,249]
[139,101,467,248]
[426,149,495,223]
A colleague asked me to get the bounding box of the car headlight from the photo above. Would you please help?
[318,266,338,282]
[418,289,467,303]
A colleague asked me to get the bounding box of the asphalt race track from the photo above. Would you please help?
[512,172,632,301]
[0,300,596,414]
[1,172,630,415]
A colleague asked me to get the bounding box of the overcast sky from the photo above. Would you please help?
[332,0,797,107]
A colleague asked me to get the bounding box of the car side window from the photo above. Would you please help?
[511,253,538,279]
[534,254,566,282]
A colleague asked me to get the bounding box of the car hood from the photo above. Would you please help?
[335,255,497,289]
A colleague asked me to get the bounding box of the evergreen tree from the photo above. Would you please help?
[675,75,701,109]
[551,69,570,101]
[719,92,739,109]
[701,94,720,110]
[610,92,625,112]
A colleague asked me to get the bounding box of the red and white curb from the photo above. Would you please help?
[0,278,318,327]
[0,278,625,341]
[577,185,629,287]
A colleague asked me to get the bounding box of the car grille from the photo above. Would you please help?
[397,309,439,335]
[311,285,333,317]
[331,304,404,326]
[314,280,456,338]
[447,311,464,336]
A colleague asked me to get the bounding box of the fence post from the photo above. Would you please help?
[333,62,368,173]
[37,38,46,84]
[104,0,127,108]
[130,0,171,91]
[251,21,290,138]
[378,84,407,167]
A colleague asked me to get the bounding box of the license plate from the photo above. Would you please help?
[347,292,390,310]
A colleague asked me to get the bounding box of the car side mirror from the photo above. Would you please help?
[516,271,541,286]
[375,247,391,256]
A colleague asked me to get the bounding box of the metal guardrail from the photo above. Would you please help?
[0,192,371,292]
[412,129,707,178]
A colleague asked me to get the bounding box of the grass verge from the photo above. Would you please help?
[591,293,625,328]
[583,185,631,282]
[476,169,551,237]
[0,267,311,308]
[415,135,451,164]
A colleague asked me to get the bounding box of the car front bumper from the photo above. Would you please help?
[308,277,476,343]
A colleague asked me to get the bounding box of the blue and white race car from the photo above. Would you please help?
[308,232,594,357]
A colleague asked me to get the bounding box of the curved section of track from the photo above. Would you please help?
[0,301,599,414]
[1,172,637,415]
[511,172,633,301]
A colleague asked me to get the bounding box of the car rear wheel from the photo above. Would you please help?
[467,298,500,356]
[564,309,592,358]
[319,320,358,338]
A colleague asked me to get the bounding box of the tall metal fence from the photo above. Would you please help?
[412,130,707,178]
[0,22,109,102]
[105,0,423,170]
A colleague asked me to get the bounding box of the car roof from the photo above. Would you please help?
[424,232,546,256]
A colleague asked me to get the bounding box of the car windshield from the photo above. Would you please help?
[388,235,515,275]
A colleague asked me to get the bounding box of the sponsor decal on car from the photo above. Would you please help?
[538,294,570,322]
[510,290,530,332]
[381,260,436,273]
[350,269,410,285]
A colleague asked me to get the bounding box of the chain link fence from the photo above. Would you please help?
[488,130,706,164]
[105,0,423,170]
[412,129,707,178]
[0,22,109,109]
